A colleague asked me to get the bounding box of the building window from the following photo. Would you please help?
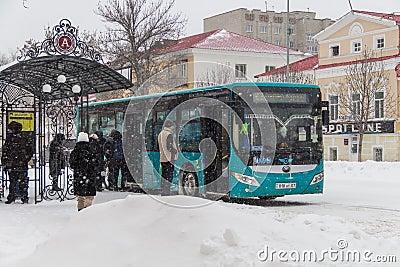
[373,147,383,161]
[352,40,362,53]
[306,33,313,42]
[260,25,267,33]
[246,25,253,32]
[329,147,338,161]
[265,65,276,72]
[351,93,361,118]
[288,28,295,35]
[307,46,318,54]
[374,91,384,118]
[331,45,339,57]
[376,37,385,49]
[275,40,281,46]
[329,95,339,121]
[235,64,247,78]
[351,136,358,154]
[274,27,281,35]
[289,41,294,48]
[312,46,318,53]
[180,60,187,77]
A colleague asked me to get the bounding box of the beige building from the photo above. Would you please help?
[256,10,400,161]
[204,8,335,54]
[315,10,400,161]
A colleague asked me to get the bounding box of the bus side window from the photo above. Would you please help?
[116,112,124,133]
[145,111,154,151]
[179,122,201,152]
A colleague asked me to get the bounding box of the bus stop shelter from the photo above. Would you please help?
[0,19,133,203]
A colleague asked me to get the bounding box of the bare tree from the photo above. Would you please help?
[95,0,187,91]
[195,64,235,88]
[335,49,396,161]
[258,69,315,84]
[0,51,16,66]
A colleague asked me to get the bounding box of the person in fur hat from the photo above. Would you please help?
[69,132,97,211]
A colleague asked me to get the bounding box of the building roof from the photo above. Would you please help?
[317,54,400,70]
[156,29,304,55]
[254,54,318,78]
[352,10,400,23]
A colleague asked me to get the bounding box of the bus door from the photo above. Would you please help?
[202,105,230,194]
[128,112,144,184]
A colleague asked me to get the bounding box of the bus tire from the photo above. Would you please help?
[259,195,282,200]
[181,171,198,197]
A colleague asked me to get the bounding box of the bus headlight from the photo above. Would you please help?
[310,172,324,185]
[231,172,260,186]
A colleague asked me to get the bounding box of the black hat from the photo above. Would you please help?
[8,121,22,133]
[95,130,104,138]
[55,133,65,142]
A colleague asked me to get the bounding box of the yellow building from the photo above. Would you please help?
[256,10,400,161]
[315,10,400,161]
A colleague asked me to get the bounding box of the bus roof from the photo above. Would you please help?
[85,82,319,107]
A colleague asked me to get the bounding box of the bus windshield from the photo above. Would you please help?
[233,85,323,166]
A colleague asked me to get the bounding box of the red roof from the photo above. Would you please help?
[255,54,318,78]
[352,10,400,23]
[156,29,303,55]
[317,54,399,70]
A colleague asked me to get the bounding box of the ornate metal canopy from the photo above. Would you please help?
[0,19,133,100]
[0,19,133,204]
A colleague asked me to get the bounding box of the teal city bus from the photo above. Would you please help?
[77,82,327,199]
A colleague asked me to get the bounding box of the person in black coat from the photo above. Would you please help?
[69,132,97,211]
[1,121,34,204]
[49,133,66,191]
[103,133,116,190]
[103,129,132,191]
[94,130,107,190]
[89,133,105,191]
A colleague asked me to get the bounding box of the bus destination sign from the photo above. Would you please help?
[253,92,308,104]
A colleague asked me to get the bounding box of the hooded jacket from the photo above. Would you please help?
[69,141,97,196]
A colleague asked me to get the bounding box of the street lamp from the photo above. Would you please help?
[42,83,51,93]
[41,75,81,102]
[57,74,66,83]
[72,84,81,102]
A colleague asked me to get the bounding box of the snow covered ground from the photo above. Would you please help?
[1,161,399,267]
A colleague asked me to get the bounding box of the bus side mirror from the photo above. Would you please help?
[322,109,329,126]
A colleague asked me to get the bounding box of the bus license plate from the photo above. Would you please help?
[275,182,296,189]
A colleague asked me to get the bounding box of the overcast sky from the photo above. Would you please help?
[0,0,398,54]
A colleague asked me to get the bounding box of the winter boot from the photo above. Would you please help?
[21,197,29,204]
[52,184,62,191]
[52,180,63,191]
[5,197,15,204]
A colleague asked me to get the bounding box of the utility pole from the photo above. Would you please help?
[286,0,290,82]
[348,0,353,10]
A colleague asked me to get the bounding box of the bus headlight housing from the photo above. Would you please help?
[310,172,324,185]
[231,172,260,186]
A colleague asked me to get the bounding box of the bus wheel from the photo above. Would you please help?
[259,196,282,200]
[181,172,198,197]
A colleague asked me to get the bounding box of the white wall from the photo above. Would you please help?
[191,48,306,81]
